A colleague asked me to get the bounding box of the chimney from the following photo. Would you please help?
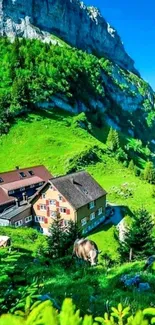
[15,198,20,207]
[22,192,28,202]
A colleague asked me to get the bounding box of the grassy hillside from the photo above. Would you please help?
[0,227,154,316]
[0,108,155,214]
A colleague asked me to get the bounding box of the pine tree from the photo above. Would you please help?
[106,127,119,151]
[120,208,155,261]
[128,160,134,171]
[65,221,82,251]
[144,161,155,184]
[48,215,82,258]
[48,213,67,258]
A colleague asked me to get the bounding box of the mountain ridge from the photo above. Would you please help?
[0,0,139,75]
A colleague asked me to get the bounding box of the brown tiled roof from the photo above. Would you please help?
[50,171,107,210]
[1,176,44,192]
[0,165,52,184]
[0,188,15,206]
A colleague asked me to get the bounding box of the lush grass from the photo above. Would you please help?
[0,109,100,175]
[88,160,155,213]
[1,234,155,316]
[0,226,45,252]
[0,108,155,216]
[88,224,120,262]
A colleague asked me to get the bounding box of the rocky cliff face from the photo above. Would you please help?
[0,0,138,74]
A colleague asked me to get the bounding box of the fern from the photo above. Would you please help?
[0,298,155,325]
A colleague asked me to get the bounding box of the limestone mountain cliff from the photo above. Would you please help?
[0,0,138,74]
[0,0,154,141]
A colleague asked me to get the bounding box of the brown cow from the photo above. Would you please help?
[73,238,101,266]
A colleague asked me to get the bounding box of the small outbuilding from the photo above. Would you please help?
[0,236,11,247]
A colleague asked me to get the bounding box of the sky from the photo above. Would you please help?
[85,0,155,90]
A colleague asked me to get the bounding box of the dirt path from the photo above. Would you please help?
[105,204,126,241]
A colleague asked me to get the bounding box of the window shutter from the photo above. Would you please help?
[47,207,50,217]
[46,200,49,206]
[56,201,59,207]
[67,209,70,215]
[37,205,40,210]
[44,217,48,224]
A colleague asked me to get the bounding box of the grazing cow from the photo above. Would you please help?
[73,238,101,266]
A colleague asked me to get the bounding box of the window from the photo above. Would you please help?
[35,216,44,223]
[60,207,67,214]
[15,220,23,227]
[58,195,63,201]
[90,212,95,220]
[39,182,44,186]
[0,177,3,183]
[19,172,26,178]
[50,185,56,190]
[51,211,57,218]
[81,218,87,226]
[98,207,103,215]
[40,204,46,211]
[30,184,35,188]
[25,216,32,223]
[50,200,56,206]
[89,201,95,209]
[9,190,15,195]
[28,170,34,176]
[20,187,25,192]
[42,193,46,199]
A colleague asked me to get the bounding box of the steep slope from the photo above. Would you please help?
[0,109,155,213]
[0,0,138,74]
[0,37,154,141]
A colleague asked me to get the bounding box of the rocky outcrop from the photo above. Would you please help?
[0,0,138,74]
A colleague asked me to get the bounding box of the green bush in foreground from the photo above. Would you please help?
[1,298,155,325]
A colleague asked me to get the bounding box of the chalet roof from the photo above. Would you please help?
[1,176,44,192]
[50,171,107,210]
[0,203,32,220]
[0,165,52,185]
[0,188,15,206]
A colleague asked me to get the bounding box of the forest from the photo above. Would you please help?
[0,37,104,134]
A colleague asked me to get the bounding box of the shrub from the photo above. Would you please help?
[134,166,141,177]
[119,208,155,261]
[116,148,128,162]
[110,183,134,199]
[65,145,102,173]
[144,161,155,184]
[1,298,155,324]
[152,187,155,198]
[72,113,92,132]
[128,160,134,171]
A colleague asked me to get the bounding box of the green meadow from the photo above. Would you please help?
[0,108,155,214]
